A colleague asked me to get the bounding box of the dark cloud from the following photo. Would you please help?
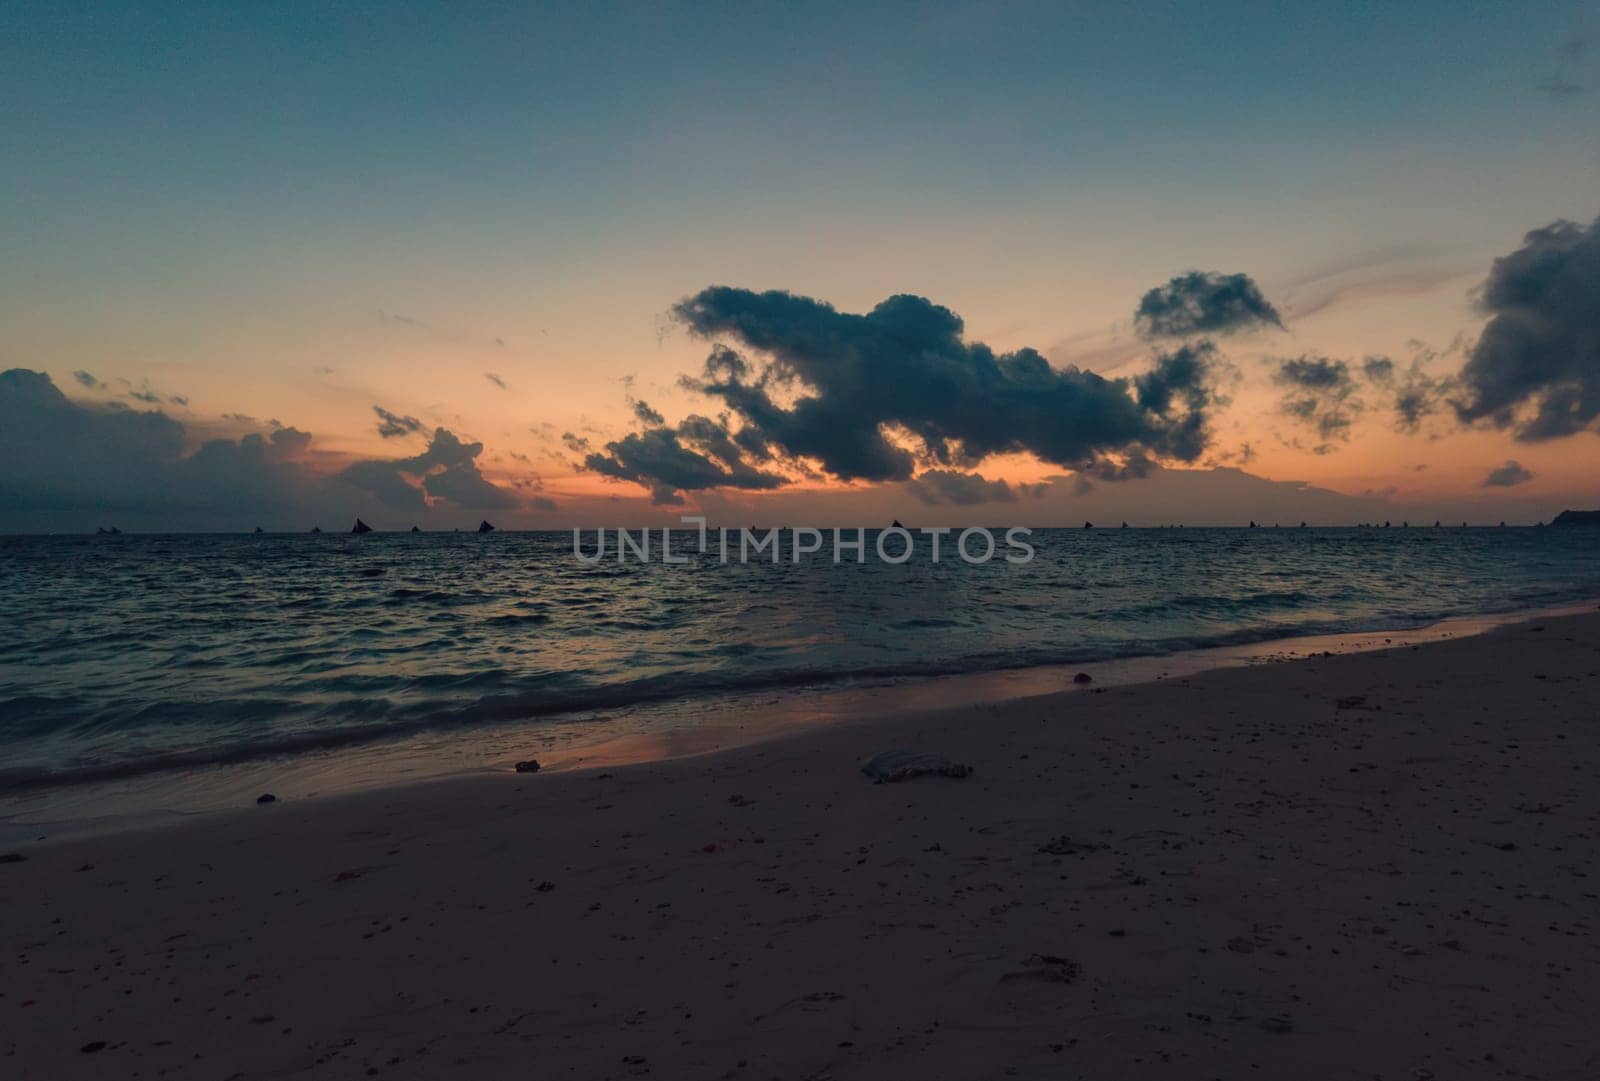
[905,469,1046,505]
[0,370,332,520]
[1360,353,1449,434]
[1482,459,1534,488]
[1281,348,1449,440]
[1273,355,1361,449]
[632,399,665,426]
[561,431,591,454]
[1275,355,1350,392]
[584,414,787,505]
[484,372,508,390]
[1,369,187,512]
[1454,217,1600,440]
[1361,356,1395,383]
[1392,370,1448,433]
[0,370,530,529]
[1076,452,1157,482]
[1134,271,1283,339]
[640,286,1217,503]
[173,426,318,510]
[374,405,425,439]
[341,428,520,511]
[71,370,104,390]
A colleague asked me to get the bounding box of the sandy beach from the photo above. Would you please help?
[9,6,1600,1077]
[4,611,1599,1080]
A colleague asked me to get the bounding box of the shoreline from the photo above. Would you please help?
[3,608,1597,1078]
[3,597,1596,846]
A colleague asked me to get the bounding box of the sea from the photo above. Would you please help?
[2,526,1598,805]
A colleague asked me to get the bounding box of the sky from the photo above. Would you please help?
[2,1,1598,531]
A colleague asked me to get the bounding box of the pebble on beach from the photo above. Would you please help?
[861,751,973,783]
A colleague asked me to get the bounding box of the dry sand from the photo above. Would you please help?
[3,612,1599,1079]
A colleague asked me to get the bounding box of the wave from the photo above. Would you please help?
[4,529,1598,796]
[1,593,1583,793]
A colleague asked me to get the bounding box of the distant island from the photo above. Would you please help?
[1551,510,1600,527]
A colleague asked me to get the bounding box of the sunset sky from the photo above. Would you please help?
[2,2,1598,530]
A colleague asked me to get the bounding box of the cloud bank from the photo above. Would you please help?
[0,370,533,531]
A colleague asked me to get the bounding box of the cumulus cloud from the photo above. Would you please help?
[1273,355,1361,449]
[1454,217,1600,440]
[632,399,665,425]
[0,370,531,529]
[373,405,424,438]
[616,286,1218,503]
[1134,271,1283,339]
[1482,459,1534,488]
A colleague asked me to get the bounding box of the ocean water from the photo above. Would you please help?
[2,526,1597,788]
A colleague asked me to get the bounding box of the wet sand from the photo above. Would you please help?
[3,611,1599,1079]
[6,603,1583,842]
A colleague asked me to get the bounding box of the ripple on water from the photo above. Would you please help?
[0,527,1596,781]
